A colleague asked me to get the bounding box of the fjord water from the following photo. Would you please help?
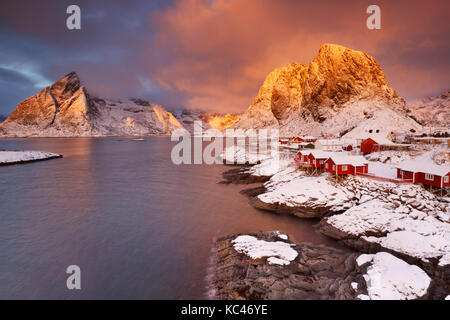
[0,138,340,299]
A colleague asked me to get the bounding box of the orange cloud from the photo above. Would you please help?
[145,0,450,113]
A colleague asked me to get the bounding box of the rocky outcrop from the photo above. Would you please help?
[220,167,271,184]
[0,151,62,166]
[212,232,443,300]
[0,72,184,137]
[232,44,421,137]
[407,89,450,127]
[213,232,363,300]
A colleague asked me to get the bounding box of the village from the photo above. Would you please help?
[217,128,450,300]
[278,130,450,194]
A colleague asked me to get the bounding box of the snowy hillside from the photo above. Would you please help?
[232,44,422,137]
[407,89,450,127]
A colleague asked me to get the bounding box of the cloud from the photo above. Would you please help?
[145,0,450,112]
[0,0,448,115]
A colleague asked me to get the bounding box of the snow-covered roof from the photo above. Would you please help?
[340,138,357,146]
[360,134,394,145]
[316,139,342,146]
[306,150,332,159]
[327,155,368,166]
[397,160,450,176]
[301,135,316,140]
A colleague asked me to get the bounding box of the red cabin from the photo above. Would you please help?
[307,151,329,168]
[295,151,311,167]
[397,162,450,188]
[360,138,378,154]
[302,136,317,143]
[342,144,353,151]
[292,137,304,144]
[324,156,368,175]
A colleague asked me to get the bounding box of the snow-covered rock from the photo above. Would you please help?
[252,168,355,217]
[247,151,294,177]
[232,235,298,265]
[0,151,61,165]
[232,43,421,137]
[324,199,450,264]
[356,252,431,300]
[0,72,184,137]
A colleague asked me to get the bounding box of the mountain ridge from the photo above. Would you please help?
[0,72,184,137]
[232,44,421,137]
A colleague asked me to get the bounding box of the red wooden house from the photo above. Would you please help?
[302,136,317,143]
[295,150,311,167]
[360,136,409,154]
[279,139,290,145]
[324,156,369,175]
[360,138,379,153]
[397,161,450,188]
[306,150,330,168]
[292,137,304,144]
[342,144,353,151]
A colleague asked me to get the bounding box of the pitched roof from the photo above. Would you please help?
[327,155,368,166]
[307,150,331,159]
[316,139,342,146]
[360,135,394,145]
[397,160,450,176]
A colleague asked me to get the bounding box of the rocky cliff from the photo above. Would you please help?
[232,44,421,137]
[0,72,184,137]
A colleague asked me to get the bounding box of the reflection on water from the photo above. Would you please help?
[0,138,344,299]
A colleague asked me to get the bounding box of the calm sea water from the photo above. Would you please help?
[0,137,342,299]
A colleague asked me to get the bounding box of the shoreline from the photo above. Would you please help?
[0,151,63,166]
[212,231,446,300]
[213,163,450,299]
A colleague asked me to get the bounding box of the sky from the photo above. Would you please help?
[0,0,449,116]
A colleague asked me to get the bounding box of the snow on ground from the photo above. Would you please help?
[248,152,294,176]
[356,252,431,300]
[258,170,354,210]
[258,168,450,265]
[365,150,416,165]
[364,145,449,166]
[218,144,276,164]
[326,198,450,264]
[0,151,61,164]
[367,161,397,179]
[232,235,298,265]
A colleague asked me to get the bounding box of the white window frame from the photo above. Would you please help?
[342,165,348,171]
[325,163,329,169]
[332,165,336,171]
[444,176,449,183]
[319,160,324,164]
[425,173,434,181]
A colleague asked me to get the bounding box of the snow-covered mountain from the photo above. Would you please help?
[232,44,422,137]
[407,89,449,128]
[174,109,240,132]
[0,72,184,137]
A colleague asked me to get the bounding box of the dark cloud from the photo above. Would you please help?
[0,0,448,116]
